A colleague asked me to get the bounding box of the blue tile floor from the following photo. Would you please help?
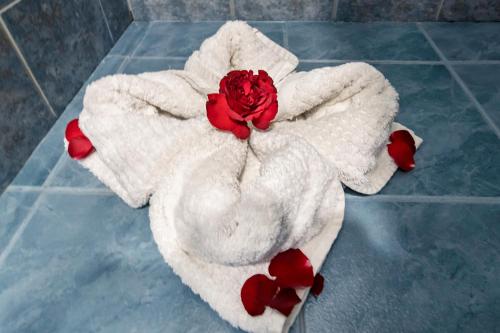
[1,21,500,333]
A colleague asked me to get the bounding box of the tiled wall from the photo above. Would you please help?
[129,0,500,21]
[0,0,131,193]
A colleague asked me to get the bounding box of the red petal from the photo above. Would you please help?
[390,130,416,153]
[387,141,415,171]
[206,93,250,139]
[65,119,84,141]
[311,273,324,296]
[241,274,278,316]
[68,137,94,160]
[252,101,278,130]
[269,249,314,288]
[231,123,251,140]
[269,288,301,316]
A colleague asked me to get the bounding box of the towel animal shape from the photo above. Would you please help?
[72,21,422,333]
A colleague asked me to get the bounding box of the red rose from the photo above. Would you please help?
[206,70,278,139]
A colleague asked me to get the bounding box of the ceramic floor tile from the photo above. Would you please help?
[47,155,105,189]
[122,57,185,74]
[301,62,500,196]
[287,22,439,61]
[0,193,243,333]
[134,22,223,58]
[248,22,285,46]
[422,23,500,61]
[376,64,500,196]
[0,190,38,253]
[304,198,500,333]
[453,64,500,130]
[15,56,125,187]
[108,21,150,56]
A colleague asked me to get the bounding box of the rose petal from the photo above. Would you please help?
[206,93,250,139]
[65,119,84,141]
[390,130,416,153]
[269,249,314,288]
[311,273,324,296]
[269,288,301,316]
[241,274,278,316]
[231,122,251,140]
[68,136,94,160]
[387,140,415,171]
[252,101,278,130]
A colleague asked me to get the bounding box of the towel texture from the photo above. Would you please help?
[73,21,422,332]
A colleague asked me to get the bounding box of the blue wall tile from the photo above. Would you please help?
[134,22,222,58]
[130,0,230,20]
[0,190,38,253]
[439,0,500,21]
[423,23,500,60]
[3,0,113,113]
[13,56,126,187]
[336,0,441,21]
[235,0,333,20]
[304,198,500,332]
[287,22,439,60]
[454,64,500,130]
[99,0,133,41]
[0,29,55,192]
[0,193,242,332]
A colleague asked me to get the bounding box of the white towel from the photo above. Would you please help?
[73,21,422,332]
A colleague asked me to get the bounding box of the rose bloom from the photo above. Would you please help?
[206,70,278,139]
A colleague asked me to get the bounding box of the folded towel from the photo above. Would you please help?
[73,21,422,332]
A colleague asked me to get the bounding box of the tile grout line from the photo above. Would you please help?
[299,307,307,333]
[417,23,500,140]
[332,0,339,20]
[435,0,445,20]
[300,59,443,65]
[0,0,21,14]
[282,22,289,49]
[7,185,113,195]
[0,16,56,117]
[110,55,500,66]
[5,183,500,204]
[126,0,135,20]
[345,194,500,205]
[0,192,44,267]
[97,0,115,43]
[229,0,236,19]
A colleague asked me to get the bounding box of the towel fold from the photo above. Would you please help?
[72,21,422,332]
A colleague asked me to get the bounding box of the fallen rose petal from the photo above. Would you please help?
[390,130,416,153]
[269,288,301,316]
[241,274,278,316]
[311,273,324,296]
[68,136,94,160]
[269,249,314,288]
[387,140,415,171]
[65,119,84,141]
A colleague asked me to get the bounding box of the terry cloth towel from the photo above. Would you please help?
[74,21,422,333]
